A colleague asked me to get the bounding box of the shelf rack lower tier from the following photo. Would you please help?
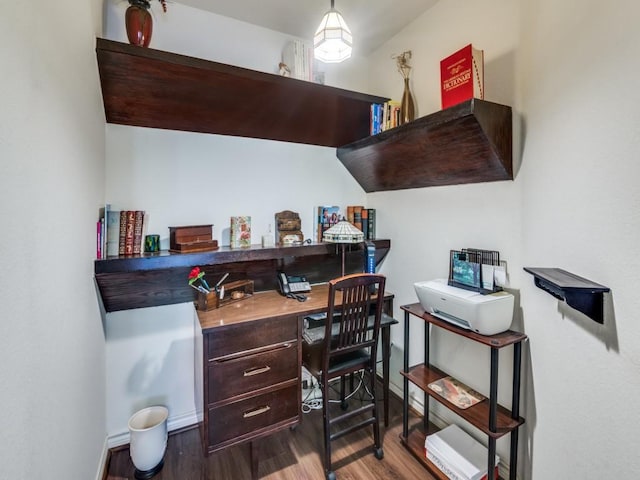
[401,364,524,438]
[401,427,457,480]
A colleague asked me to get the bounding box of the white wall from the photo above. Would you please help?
[102,0,372,444]
[0,1,107,479]
[367,0,640,478]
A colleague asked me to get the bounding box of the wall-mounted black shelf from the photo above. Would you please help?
[523,267,610,324]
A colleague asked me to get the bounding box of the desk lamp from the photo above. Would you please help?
[322,220,364,276]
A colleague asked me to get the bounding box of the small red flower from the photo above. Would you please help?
[188,267,201,283]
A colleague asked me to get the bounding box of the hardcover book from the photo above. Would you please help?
[124,210,136,255]
[106,210,121,257]
[119,210,127,255]
[132,210,145,255]
[440,44,484,109]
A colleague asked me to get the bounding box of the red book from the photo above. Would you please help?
[440,44,484,109]
[124,210,136,255]
[119,210,127,255]
[133,210,145,255]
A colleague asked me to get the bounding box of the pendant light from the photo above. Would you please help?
[313,0,352,63]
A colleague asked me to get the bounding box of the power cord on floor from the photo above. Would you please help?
[301,371,374,414]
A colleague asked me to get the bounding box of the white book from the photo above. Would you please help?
[427,448,465,480]
[427,441,468,480]
[426,425,499,480]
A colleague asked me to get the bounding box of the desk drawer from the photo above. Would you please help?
[207,315,298,360]
[208,341,297,403]
[208,384,298,448]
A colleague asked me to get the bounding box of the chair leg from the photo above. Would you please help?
[321,376,334,478]
[369,368,383,458]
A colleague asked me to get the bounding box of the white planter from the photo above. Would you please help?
[128,406,169,479]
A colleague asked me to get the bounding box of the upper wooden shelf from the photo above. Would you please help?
[94,240,390,313]
[95,38,388,147]
[336,99,513,192]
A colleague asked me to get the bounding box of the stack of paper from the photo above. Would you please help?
[425,424,499,480]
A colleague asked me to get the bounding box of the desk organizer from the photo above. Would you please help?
[196,280,254,311]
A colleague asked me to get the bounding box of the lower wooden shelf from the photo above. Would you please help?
[401,427,505,480]
[401,364,523,438]
[401,429,449,480]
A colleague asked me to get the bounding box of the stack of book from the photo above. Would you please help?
[346,205,376,240]
[425,424,499,480]
[96,205,146,259]
[370,100,401,135]
[282,40,314,82]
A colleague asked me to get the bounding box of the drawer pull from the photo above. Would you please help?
[243,365,271,377]
[243,405,271,418]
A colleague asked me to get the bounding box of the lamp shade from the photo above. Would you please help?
[323,220,363,243]
[314,1,352,63]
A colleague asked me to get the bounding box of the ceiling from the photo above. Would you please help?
[173,0,439,55]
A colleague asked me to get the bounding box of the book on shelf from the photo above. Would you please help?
[367,208,376,240]
[345,205,376,240]
[106,209,121,257]
[282,40,317,82]
[428,375,485,409]
[370,100,401,135]
[114,210,146,256]
[230,216,251,248]
[425,424,499,480]
[440,44,484,109]
[360,207,369,239]
[97,204,117,259]
[353,206,363,232]
[316,206,340,242]
[123,210,136,255]
[133,210,145,255]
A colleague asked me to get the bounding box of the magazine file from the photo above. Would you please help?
[414,279,514,335]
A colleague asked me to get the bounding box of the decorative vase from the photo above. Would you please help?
[400,77,415,125]
[125,0,153,47]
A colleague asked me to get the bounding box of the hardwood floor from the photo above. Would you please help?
[105,383,434,480]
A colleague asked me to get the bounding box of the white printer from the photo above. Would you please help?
[414,279,514,335]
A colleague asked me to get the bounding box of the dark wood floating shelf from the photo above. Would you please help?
[523,267,610,323]
[95,38,388,147]
[337,99,513,192]
[94,240,390,313]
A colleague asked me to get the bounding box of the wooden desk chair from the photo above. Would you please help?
[302,273,386,480]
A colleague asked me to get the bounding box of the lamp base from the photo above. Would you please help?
[134,460,164,479]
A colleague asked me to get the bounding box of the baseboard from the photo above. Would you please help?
[106,409,202,449]
[96,435,109,480]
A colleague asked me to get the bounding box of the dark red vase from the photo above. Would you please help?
[125,4,153,47]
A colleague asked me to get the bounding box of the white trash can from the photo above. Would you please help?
[128,406,169,479]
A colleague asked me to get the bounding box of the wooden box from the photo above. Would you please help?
[169,224,219,253]
[196,280,254,311]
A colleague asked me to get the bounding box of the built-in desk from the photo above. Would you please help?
[195,284,396,479]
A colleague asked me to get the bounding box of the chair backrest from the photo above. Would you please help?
[323,273,387,370]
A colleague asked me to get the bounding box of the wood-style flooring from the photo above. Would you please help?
[105,383,434,480]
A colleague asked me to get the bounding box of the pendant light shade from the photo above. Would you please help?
[314,0,352,63]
